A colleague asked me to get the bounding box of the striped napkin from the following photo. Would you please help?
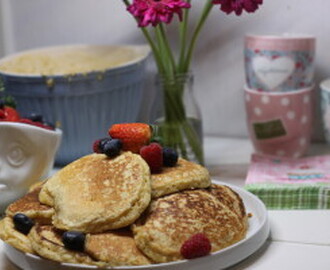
[245,154,330,209]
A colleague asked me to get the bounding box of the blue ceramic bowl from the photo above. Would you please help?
[0,45,150,165]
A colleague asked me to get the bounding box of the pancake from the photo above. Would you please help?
[39,152,151,233]
[151,158,211,198]
[0,183,53,254]
[29,224,151,267]
[206,184,246,220]
[85,229,152,266]
[28,180,45,192]
[28,224,102,267]
[132,184,248,263]
[0,217,34,254]
[6,185,54,224]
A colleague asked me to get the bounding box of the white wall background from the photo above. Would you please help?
[0,0,328,141]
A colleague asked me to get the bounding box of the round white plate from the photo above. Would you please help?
[3,181,270,270]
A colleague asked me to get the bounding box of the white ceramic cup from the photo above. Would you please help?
[0,122,62,213]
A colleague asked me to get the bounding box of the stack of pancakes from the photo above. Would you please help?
[0,151,248,267]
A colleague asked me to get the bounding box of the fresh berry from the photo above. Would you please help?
[93,139,102,153]
[18,118,53,130]
[140,143,163,173]
[180,233,212,259]
[0,110,5,119]
[43,121,55,130]
[163,147,178,167]
[27,113,43,122]
[62,231,86,252]
[103,139,122,158]
[33,121,52,130]
[109,123,152,153]
[13,213,35,235]
[0,106,20,122]
[19,118,36,126]
[92,137,111,153]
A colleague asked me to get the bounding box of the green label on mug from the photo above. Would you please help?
[253,119,286,140]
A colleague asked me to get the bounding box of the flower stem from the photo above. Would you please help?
[159,75,204,164]
[178,0,191,72]
[183,0,214,71]
[159,24,177,74]
[155,25,175,77]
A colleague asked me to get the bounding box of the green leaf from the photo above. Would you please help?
[3,95,17,109]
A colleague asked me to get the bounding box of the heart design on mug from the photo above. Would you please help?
[252,56,295,90]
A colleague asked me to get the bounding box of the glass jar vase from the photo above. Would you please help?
[151,73,204,164]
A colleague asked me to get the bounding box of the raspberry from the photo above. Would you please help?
[19,118,36,125]
[19,118,53,130]
[92,138,111,153]
[93,139,103,153]
[180,233,212,259]
[139,143,163,173]
[0,109,5,119]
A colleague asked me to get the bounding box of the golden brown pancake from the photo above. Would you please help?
[39,152,151,233]
[151,158,211,198]
[29,224,102,266]
[6,186,54,224]
[206,184,246,220]
[0,217,34,254]
[132,184,248,263]
[0,183,52,254]
[28,224,151,267]
[85,229,152,266]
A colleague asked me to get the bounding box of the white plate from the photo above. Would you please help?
[3,181,270,270]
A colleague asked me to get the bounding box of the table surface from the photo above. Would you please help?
[1,136,330,270]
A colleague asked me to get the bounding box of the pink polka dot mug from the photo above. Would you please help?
[244,84,314,158]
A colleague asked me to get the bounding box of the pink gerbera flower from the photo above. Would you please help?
[127,0,191,27]
[213,0,263,16]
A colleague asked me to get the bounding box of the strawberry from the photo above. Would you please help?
[109,123,152,153]
[0,106,20,122]
[139,143,163,173]
[180,233,212,259]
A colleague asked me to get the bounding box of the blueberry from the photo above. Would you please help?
[103,139,122,157]
[43,121,55,130]
[98,137,112,153]
[62,231,85,252]
[13,213,34,235]
[28,113,43,122]
[163,147,178,167]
